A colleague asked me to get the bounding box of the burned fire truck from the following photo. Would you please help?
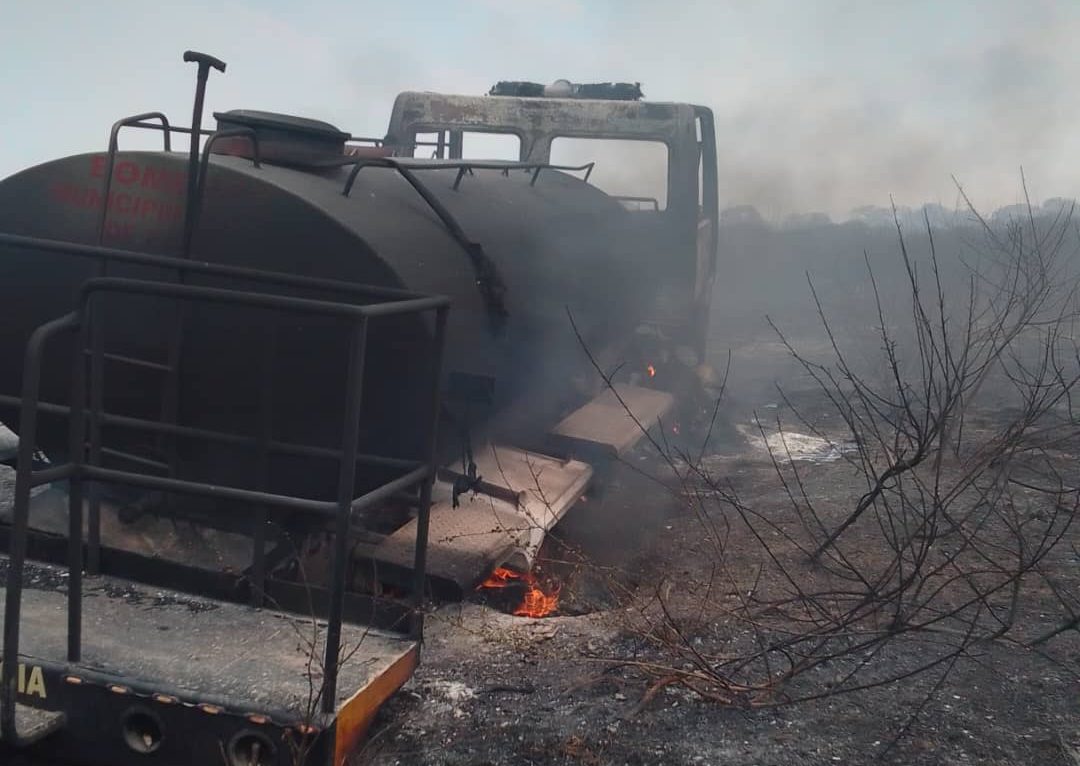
[0,52,718,764]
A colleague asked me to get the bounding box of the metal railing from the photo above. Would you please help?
[0,270,449,740]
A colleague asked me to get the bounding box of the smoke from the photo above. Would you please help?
[336,1,1080,220]
[494,1,1080,220]
[640,2,1080,219]
[6,1,1080,219]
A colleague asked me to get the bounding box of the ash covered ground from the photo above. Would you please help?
[354,389,1080,766]
[6,388,1078,766]
[357,215,1080,766]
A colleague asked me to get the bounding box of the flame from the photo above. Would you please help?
[480,566,561,618]
[646,364,656,378]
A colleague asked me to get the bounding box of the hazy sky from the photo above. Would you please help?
[3,1,1078,219]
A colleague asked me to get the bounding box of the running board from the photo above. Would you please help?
[548,383,675,458]
[366,446,592,596]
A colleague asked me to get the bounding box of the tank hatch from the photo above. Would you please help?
[212,109,351,166]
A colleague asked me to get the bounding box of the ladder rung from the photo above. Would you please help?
[83,349,170,372]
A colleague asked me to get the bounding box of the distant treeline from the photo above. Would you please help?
[711,199,1080,339]
[720,198,1078,230]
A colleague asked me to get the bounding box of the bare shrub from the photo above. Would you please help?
[573,185,1080,751]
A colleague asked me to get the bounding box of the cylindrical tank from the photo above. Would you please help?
[0,115,662,504]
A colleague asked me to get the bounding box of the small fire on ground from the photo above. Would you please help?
[479,566,561,618]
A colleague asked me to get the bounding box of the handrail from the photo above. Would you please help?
[183,126,261,254]
[1,272,449,725]
[341,158,595,195]
[342,158,511,323]
[338,157,594,326]
[80,276,448,318]
[0,394,420,471]
[110,112,172,153]
[2,313,81,743]
[185,128,261,256]
[103,120,213,138]
[96,112,172,248]
[0,232,426,302]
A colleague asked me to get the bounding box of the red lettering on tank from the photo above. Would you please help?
[140,166,164,190]
[52,158,189,236]
[139,166,186,195]
[115,162,138,185]
[103,219,133,239]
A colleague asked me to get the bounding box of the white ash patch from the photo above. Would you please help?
[736,424,856,464]
[397,678,478,725]
[425,679,476,703]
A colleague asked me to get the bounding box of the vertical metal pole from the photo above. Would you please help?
[410,306,448,641]
[181,52,226,258]
[160,300,185,517]
[84,322,104,575]
[250,328,276,607]
[2,318,70,741]
[86,302,105,575]
[67,319,88,662]
[1,388,38,740]
[94,149,118,247]
[410,482,433,643]
[168,54,225,493]
[87,130,117,577]
[322,319,367,714]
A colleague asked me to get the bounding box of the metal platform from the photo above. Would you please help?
[365,384,675,595]
[0,557,417,764]
[548,383,675,458]
[368,445,591,594]
[0,698,64,745]
[0,484,260,574]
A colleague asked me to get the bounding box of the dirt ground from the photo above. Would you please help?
[353,391,1080,766]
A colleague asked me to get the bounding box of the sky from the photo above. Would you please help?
[2,0,1079,220]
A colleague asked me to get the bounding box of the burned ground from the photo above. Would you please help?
[358,205,1080,766]
[355,389,1080,766]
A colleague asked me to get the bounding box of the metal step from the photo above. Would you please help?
[371,494,524,594]
[0,698,66,746]
[548,383,675,458]
[368,445,592,594]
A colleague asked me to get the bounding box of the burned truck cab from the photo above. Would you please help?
[383,80,720,364]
